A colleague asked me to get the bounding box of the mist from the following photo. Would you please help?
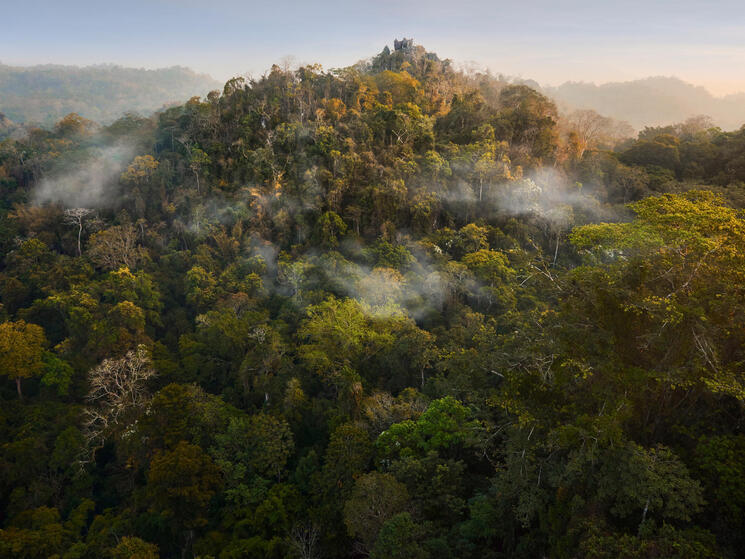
[33,143,134,208]
[497,167,611,222]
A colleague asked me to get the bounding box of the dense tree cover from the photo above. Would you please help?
[0,64,220,127]
[1,41,745,558]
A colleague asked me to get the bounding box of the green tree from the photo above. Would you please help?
[212,413,294,505]
[188,147,210,194]
[343,472,409,550]
[371,512,429,559]
[112,536,160,559]
[0,320,46,398]
[147,440,222,533]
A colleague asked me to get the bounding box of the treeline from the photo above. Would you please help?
[546,76,745,131]
[0,64,220,127]
[0,42,744,558]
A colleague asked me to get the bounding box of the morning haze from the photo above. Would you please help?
[3,0,745,129]
[4,4,745,559]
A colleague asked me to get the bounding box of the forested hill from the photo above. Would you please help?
[545,76,745,130]
[0,64,221,126]
[1,40,745,558]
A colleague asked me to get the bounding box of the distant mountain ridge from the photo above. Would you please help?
[0,63,222,126]
[544,76,745,130]
[4,60,745,133]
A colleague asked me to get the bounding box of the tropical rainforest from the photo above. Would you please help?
[1,41,745,559]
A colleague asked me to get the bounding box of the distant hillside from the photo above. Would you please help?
[544,76,745,130]
[0,112,14,131]
[0,64,222,126]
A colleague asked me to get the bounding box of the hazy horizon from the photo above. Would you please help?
[1,59,743,102]
[4,0,745,96]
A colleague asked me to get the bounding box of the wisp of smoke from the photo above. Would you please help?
[489,167,612,225]
[32,142,135,208]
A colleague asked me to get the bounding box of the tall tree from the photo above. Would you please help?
[0,320,46,399]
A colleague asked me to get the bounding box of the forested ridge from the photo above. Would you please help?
[1,41,745,558]
[0,64,220,127]
[545,76,745,131]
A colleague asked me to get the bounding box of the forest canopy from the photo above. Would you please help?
[1,40,745,559]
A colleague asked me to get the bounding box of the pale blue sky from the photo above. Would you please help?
[3,0,745,94]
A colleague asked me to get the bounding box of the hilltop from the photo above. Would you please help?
[1,39,745,559]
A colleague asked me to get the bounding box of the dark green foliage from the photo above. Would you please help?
[1,40,744,559]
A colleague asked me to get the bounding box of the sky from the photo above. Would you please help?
[3,0,745,95]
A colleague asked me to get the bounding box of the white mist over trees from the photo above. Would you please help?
[1,38,745,559]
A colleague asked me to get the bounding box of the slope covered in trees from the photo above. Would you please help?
[0,64,220,126]
[1,40,745,558]
[545,76,745,130]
